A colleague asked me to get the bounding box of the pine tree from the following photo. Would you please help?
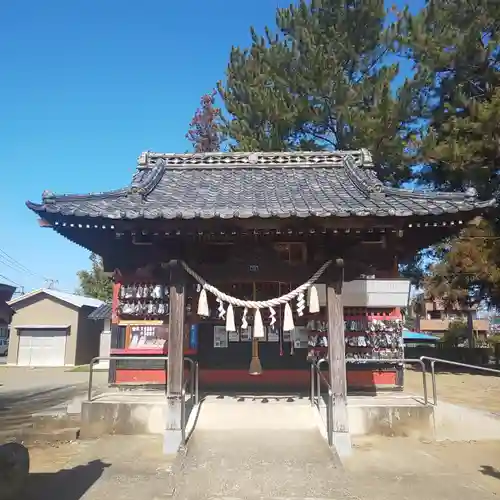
[218,0,421,184]
[403,0,500,196]
[76,253,113,302]
[402,0,500,305]
[186,90,223,153]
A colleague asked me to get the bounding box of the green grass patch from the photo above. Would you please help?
[67,365,91,372]
[67,364,108,372]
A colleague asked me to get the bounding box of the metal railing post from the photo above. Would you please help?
[431,360,437,406]
[180,387,186,445]
[419,359,428,406]
[310,363,315,406]
[327,390,333,446]
[195,362,199,404]
[419,356,500,407]
[88,358,96,401]
[191,361,195,400]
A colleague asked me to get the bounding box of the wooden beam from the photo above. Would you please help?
[164,261,185,454]
[37,218,52,227]
[326,269,351,456]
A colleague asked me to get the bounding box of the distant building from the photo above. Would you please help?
[414,296,489,337]
[7,289,103,367]
[0,283,16,339]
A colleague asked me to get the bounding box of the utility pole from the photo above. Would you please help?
[44,278,59,290]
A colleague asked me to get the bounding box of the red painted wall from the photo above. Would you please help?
[115,368,397,387]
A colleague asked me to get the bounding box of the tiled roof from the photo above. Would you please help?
[26,150,495,220]
[88,303,112,320]
[8,289,103,309]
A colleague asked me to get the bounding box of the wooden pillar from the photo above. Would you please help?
[326,263,351,456]
[164,261,185,454]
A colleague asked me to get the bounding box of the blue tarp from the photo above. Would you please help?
[403,329,439,341]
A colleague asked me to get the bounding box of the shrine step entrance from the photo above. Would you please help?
[173,394,345,499]
[193,393,318,432]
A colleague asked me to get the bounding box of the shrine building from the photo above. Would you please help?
[26,150,493,409]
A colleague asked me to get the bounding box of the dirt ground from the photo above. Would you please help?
[347,436,500,498]
[22,436,174,500]
[404,367,500,415]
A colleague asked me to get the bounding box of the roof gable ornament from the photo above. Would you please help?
[343,155,386,199]
[42,190,56,204]
[465,186,477,198]
[359,148,374,168]
[136,150,367,169]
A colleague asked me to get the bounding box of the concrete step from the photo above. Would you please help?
[31,412,80,431]
[79,392,195,439]
[196,394,317,431]
[317,394,434,438]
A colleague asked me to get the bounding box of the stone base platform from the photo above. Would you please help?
[80,391,196,439]
[79,391,434,440]
[316,393,434,439]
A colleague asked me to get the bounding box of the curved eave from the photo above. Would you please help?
[26,198,496,221]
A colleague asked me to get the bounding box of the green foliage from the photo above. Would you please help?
[424,220,500,307]
[218,0,421,183]
[487,334,500,345]
[399,0,500,306]
[76,253,113,302]
[443,318,468,346]
[401,0,500,194]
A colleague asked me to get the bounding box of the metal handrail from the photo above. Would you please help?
[310,360,334,446]
[88,355,197,402]
[346,358,429,406]
[88,355,199,445]
[312,358,429,406]
[420,356,500,406]
[310,357,429,446]
[180,359,199,445]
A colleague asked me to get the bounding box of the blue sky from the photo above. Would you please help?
[1,0,422,294]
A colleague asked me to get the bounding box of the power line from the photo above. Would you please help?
[0,274,25,295]
[0,247,44,278]
[0,247,58,288]
[0,274,22,287]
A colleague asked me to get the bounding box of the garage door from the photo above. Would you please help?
[17,329,67,366]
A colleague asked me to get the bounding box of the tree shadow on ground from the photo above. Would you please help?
[1,442,109,500]
[0,386,82,432]
[480,465,500,480]
[23,459,111,500]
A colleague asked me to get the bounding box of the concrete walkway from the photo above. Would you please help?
[172,394,347,499]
